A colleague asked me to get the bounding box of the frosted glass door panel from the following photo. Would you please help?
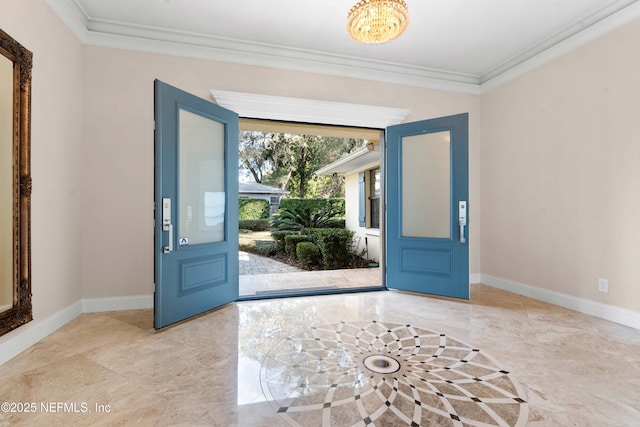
[401,131,451,238]
[179,108,225,245]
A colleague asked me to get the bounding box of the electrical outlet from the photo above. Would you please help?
[598,278,609,293]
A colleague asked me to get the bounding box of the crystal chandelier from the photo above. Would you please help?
[347,0,409,44]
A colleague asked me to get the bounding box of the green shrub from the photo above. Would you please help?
[285,234,312,257]
[254,240,277,256]
[239,199,270,220]
[307,228,355,270]
[324,218,346,229]
[271,230,296,253]
[296,242,322,266]
[238,219,270,231]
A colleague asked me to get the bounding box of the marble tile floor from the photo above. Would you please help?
[0,284,639,426]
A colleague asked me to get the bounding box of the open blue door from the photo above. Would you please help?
[154,80,239,329]
[386,113,469,299]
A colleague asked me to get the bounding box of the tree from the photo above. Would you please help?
[239,130,367,198]
[238,131,275,183]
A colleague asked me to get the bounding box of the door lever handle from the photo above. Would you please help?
[458,201,467,244]
[162,197,172,254]
[163,223,173,253]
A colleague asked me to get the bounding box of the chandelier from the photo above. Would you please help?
[347,0,410,44]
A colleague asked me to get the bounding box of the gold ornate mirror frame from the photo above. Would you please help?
[0,28,32,336]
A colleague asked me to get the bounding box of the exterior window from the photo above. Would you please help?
[369,168,380,229]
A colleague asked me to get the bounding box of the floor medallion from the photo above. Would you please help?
[260,320,529,426]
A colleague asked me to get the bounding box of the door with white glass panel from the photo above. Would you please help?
[154,80,239,329]
[386,113,469,299]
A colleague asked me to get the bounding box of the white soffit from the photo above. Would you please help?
[212,91,410,129]
[240,119,382,141]
[316,145,380,177]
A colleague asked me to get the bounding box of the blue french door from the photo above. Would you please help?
[154,80,239,329]
[386,113,469,299]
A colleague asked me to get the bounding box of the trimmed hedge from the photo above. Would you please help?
[307,228,355,270]
[254,240,277,256]
[296,242,322,266]
[239,198,270,220]
[271,230,297,252]
[271,226,360,270]
[285,235,312,257]
[239,219,270,231]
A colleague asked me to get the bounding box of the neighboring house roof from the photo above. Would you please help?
[239,182,289,195]
[316,143,379,176]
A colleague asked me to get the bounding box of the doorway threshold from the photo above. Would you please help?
[239,267,384,300]
[238,284,386,301]
[256,286,339,295]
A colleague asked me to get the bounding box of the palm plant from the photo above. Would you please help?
[271,206,341,231]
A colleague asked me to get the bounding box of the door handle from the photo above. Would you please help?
[163,224,173,253]
[458,201,467,244]
[162,197,173,254]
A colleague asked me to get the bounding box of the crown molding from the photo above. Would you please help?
[44,0,89,42]
[43,0,481,94]
[480,0,639,84]
[45,0,640,95]
[83,22,481,94]
[211,90,410,129]
[481,0,640,92]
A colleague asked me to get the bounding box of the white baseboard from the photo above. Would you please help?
[82,294,153,313]
[3,279,638,367]
[481,274,640,330]
[0,300,83,366]
[0,295,153,366]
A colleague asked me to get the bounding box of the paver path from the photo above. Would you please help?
[239,251,304,275]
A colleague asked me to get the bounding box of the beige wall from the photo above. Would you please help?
[480,18,640,312]
[80,46,481,298]
[0,0,84,340]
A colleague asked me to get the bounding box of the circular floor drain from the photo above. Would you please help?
[363,354,400,374]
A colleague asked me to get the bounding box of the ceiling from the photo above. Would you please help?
[46,0,640,93]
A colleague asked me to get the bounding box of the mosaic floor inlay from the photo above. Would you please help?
[261,320,529,426]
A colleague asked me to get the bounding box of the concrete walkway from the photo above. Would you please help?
[238,251,382,297]
[239,250,304,275]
